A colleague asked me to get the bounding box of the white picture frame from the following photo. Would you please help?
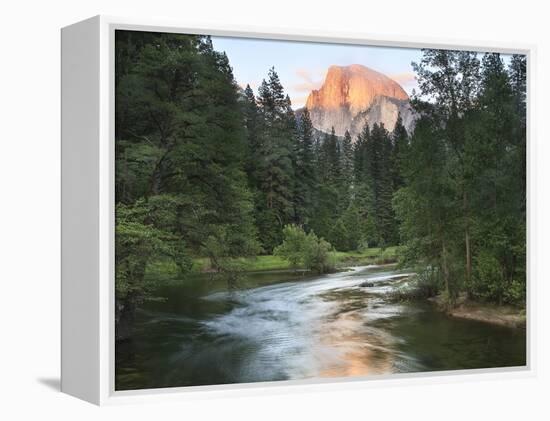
[61,15,535,405]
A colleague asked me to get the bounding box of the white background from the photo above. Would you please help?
[1,0,548,419]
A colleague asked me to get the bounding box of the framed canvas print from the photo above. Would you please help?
[61,16,533,405]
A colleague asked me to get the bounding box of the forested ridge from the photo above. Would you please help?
[115,31,526,340]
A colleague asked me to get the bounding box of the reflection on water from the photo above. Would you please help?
[116,266,526,390]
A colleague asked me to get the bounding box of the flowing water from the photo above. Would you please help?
[116,265,526,390]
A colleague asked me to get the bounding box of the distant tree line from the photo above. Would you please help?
[241,68,408,254]
[114,31,526,338]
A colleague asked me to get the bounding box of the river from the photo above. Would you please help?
[116,265,526,390]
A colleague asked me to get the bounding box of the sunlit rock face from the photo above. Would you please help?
[305,64,415,138]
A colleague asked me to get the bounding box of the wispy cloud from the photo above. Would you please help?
[292,82,319,92]
[296,68,312,81]
[389,72,417,88]
[292,68,324,93]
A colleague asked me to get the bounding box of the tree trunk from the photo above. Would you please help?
[149,145,172,196]
[463,190,472,296]
[441,238,451,307]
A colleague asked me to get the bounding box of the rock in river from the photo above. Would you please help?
[359,281,375,287]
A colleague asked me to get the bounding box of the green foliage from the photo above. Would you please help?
[340,130,354,205]
[370,123,398,245]
[388,268,440,302]
[115,199,192,339]
[251,68,297,252]
[273,224,308,268]
[471,250,504,303]
[333,246,400,266]
[390,114,408,191]
[115,201,191,298]
[274,225,335,273]
[469,220,526,306]
[396,49,527,306]
[374,248,401,265]
[293,108,317,227]
[114,32,261,338]
[302,234,335,274]
[321,127,341,184]
[503,279,526,306]
[328,218,351,252]
[351,122,399,247]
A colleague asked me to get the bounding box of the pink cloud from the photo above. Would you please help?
[292,68,324,93]
[389,72,417,87]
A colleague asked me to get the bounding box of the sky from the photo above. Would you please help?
[212,36,424,109]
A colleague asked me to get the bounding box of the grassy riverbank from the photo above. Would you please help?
[145,246,402,281]
[333,246,400,266]
[194,246,401,272]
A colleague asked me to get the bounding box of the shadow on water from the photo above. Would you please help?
[116,265,526,391]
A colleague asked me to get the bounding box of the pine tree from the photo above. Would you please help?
[412,49,481,298]
[465,52,524,304]
[322,127,341,184]
[294,108,317,227]
[393,115,458,300]
[243,84,261,190]
[254,68,296,251]
[509,55,527,112]
[509,54,527,212]
[390,113,408,191]
[310,127,342,245]
[340,129,354,208]
[369,123,396,246]
[353,123,370,183]
[349,123,377,247]
[399,48,526,305]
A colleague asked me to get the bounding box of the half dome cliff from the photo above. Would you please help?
[305,64,415,138]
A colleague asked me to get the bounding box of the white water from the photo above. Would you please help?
[201,265,419,381]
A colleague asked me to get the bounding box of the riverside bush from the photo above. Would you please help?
[274,225,335,274]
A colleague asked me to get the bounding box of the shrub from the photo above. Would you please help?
[273,225,308,268]
[274,225,335,273]
[374,248,399,265]
[471,251,504,303]
[503,279,526,306]
[302,233,336,274]
[387,267,440,302]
